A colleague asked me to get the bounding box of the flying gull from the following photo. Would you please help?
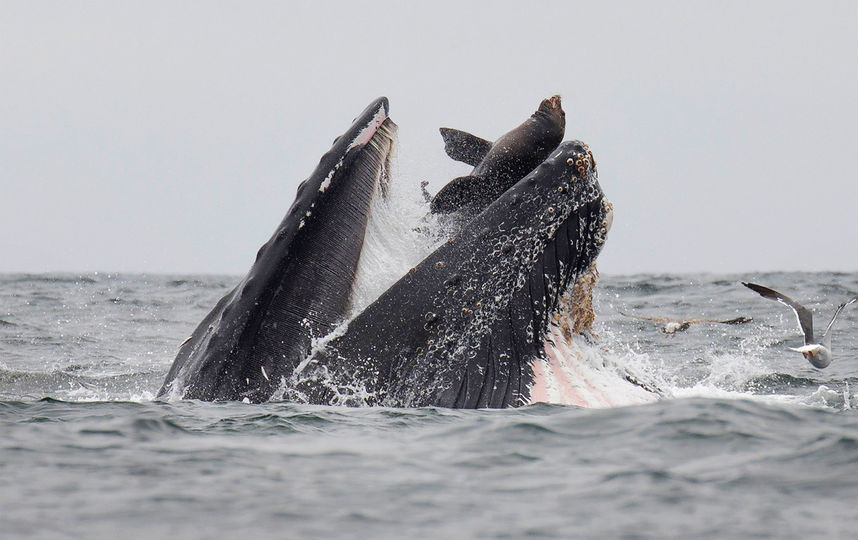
[742,282,858,368]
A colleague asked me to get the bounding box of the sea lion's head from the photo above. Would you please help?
[540,95,562,111]
[536,95,565,130]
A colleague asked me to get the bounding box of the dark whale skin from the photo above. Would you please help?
[158,97,396,402]
[296,140,608,408]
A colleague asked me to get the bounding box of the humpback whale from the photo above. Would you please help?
[430,95,565,218]
[159,97,636,407]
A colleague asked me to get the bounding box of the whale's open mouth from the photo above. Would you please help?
[159,97,642,408]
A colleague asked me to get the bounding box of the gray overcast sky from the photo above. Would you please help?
[1,1,856,275]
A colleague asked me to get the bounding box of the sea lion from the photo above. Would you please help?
[430,95,566,218]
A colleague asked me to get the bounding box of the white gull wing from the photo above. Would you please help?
[821,294,858,343]
[742,282,815,344]
[789,344,825,354]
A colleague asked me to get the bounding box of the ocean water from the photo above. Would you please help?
[3,271,858,539]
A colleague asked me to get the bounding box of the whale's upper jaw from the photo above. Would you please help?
[158,98,398,402]
[410,140,611,408]
[291,139,611,408]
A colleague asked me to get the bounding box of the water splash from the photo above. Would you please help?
[349,151,446,317]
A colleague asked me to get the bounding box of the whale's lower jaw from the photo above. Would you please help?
[158,98,397,402]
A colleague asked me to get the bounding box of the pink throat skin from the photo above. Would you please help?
[527,326,658,409]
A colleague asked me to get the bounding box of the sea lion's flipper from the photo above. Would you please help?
[439,128,493,167]
[430,175,488,214]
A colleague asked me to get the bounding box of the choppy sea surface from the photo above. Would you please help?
[2,271,858,539]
